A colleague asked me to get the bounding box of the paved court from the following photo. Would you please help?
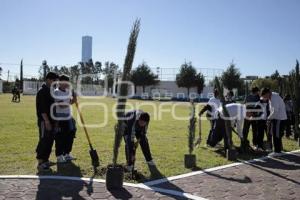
[0,151,299,200]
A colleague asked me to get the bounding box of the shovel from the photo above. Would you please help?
[75,101,100,168]
[131,140,139,179]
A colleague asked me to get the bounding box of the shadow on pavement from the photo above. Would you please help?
[251,156,300,171]
[203,170,252,183]
[36,162,94,200]
[108,188,133,199]
[245,157,300,185]
[275,153,300,165]
[143,164,188,199]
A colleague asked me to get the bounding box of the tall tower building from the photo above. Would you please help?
[81,36,92,62]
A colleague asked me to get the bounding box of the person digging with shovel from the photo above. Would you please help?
[123,110,155,173]
[200,103,248,149]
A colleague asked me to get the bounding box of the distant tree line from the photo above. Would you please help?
[37,59,160,92]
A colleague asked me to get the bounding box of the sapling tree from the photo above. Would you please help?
[112,19,140,166]
[188,100,196,154]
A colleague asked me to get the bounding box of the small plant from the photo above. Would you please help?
[184,100,197,168]
[188,100,196,154]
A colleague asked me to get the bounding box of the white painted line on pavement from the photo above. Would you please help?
[0,175,207,200]
[142,149,300,186]
[143,185,208,200]
[1,149,299,200]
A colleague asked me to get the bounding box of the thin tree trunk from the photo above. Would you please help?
[215,77,233,149]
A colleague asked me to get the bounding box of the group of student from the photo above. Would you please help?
[36,72,294,172]
[35,72,155,172]
[200,86,295,155]
[36,72,77,171]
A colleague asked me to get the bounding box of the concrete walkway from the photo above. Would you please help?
[0,152,299,200]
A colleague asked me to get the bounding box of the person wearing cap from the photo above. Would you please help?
[53,74,77,164]
[35,72,59,171]
[242,86,260,151]
[122,110,155,172]
[261,88,287,155]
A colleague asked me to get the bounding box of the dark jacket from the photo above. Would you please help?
[244,94,260,110]
[123,110,148,139]
[254,99,270,119]
[36,83,55,123]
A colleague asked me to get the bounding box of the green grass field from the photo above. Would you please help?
[0,94,298,182]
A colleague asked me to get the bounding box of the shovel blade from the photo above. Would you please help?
[89,149,100,167]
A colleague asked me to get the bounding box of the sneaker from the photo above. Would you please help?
[265,148,272,153]
[57,155,67,163]
[125,165,133,172]
[37,162,50,172]
[146,160,156,166]
[268,152,282,157]
[257,147,264,152]
[64,154,76,161]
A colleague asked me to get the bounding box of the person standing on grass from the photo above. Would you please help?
[242,86,260,151]
[11,86,19,102]
[35,72,59,171]
[53,75,77,163]
[261,88,287,155]
[123,110,155,172]
[255,97,270,151]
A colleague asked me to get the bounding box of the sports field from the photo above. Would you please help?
[0,94,298,182]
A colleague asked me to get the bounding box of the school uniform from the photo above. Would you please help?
[35,84,55,161]
[218,103,245,139]
[53,88,76,157]
[256,98,269,149]
[268,92,287,153]
[207,97,221,120]
[207,103,245,148]
[199,97,221,130]
[242,94,260,147]
[123,110,152,166]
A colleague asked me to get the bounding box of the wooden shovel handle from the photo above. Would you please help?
[75,101,93,148]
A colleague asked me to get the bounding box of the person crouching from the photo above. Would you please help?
[123,110,155,172]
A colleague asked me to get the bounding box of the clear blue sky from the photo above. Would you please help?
[0,0,300,79]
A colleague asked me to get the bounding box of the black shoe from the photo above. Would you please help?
[37,162,51,172]
[45,160,56,166]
